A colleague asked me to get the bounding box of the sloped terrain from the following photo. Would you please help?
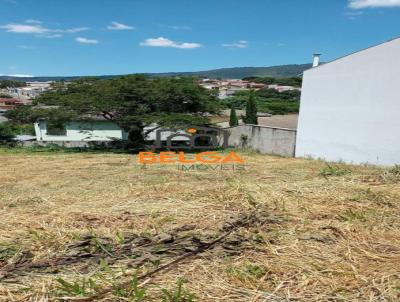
[0,150,399,301]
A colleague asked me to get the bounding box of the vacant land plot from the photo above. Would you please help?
[213,114,298,130]
[257,114,298,130]
[0,150,399,301]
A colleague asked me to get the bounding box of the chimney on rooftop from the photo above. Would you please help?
[312,53,321,67]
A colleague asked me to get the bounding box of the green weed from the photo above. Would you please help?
[0,243,19,261]
[112,274,146,301]
[319,163,351,178]
[337,209,367,222]
[56,277,100,297]
[380,165,400,183]
[226,263,267,281]
[161,278,196,302]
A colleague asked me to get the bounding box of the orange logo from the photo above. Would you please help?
[138,151,245,164]
[186,128,197,134]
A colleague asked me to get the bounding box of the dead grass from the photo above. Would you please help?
[0,150,399,301]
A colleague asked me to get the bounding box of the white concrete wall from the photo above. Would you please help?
[296,38,400,165]
[35,121,127,142]
[228,125,297,156]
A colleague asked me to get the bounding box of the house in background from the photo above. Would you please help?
[34,120,193,147]
[34,119,128,146]
[0,98,23,111]
[0,98,23,122]
[296,37,400,165]
[9,82,53,100]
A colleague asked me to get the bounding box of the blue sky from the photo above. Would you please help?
[0,0,400,76]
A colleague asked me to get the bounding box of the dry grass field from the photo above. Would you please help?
[0,149,400,301]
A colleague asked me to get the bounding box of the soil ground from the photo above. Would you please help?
[0,150,399,301]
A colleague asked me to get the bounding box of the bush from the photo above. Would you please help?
[0,80,26,89]
[242,90,258,125]
[242,76,302,87]
[258,100,300,115]
[0,93,13,98]
[9,123,35,135]
[0,123,15,144]
[222,89,300,115]
[229,107,239,127]
[380,165,400,183]
[256,88,300,101]
[319,163,351,178]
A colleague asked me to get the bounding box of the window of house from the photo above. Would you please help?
[78,123,95,131]
[47,123,67,136]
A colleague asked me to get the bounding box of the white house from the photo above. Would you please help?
[296,37,400,166]
[34,120,128,143]
[34,120,190,145]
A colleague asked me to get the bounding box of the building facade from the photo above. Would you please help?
[34,121,128,142]
[296,37,400,165]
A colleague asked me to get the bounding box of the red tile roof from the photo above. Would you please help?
[0,98,22,103]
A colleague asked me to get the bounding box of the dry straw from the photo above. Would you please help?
[0,150,399,301]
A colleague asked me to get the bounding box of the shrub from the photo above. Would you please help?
[0,123,15,144]
[242,91,258,125]
[319,163,351,177]
[229,107,239,127]
[161,278,196,302]
[380,165,400,183]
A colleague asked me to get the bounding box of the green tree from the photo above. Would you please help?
[0,94,13,98]
[0,80,26,89]
[8,75,220,148]
[229,107,239,127]
[275,77,302,87]
[243,90,258,125]
[256,88,300,101]
[0,123,15,143]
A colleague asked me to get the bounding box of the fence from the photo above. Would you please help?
[227,125,297,157]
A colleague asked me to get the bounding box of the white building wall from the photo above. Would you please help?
[35,121,127,142]
[228,125,297,157]
[296,38,400,165]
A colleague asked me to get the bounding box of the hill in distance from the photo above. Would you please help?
[0,63,311,82]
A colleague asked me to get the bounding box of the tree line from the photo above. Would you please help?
[223,87,300,116]
[4,76,220,147]
[0,80,26,89]
[242,76,302,87]
[2,75,302,146]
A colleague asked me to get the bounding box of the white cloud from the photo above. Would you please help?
[25,19,42,24]
[0,23,49,34]
[17,45,33,49]
[8,74,34,77]
[62,27,89,33]
[75,37,99,44]
[344,10,364,19]
[349,0,400,9]
[107,22,135,30]
[41,34,63,38]
[345,11,364,15]
[222,40,248,48]
[167,25,192,30]
[140,37,201,49]
[0,21,88,36]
